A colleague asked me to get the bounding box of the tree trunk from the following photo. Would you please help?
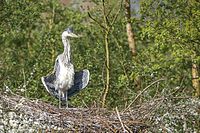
[125,0,137,56]
[125,0,140,90]
[102,32,110,108]
[101,0,110,108]
[192,62,200,97]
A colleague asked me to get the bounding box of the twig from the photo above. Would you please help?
[102,119,116,132]
[116,107,127,132]
[124,78,165,112]
[124,124,133,133]
[82,100,89,109]
[110,0,123,26]
[88,12,107,31]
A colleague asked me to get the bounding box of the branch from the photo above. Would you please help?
[88,12,107,31]
[110,0,123,26]
[116,107,127,132]
[124,78,165,112]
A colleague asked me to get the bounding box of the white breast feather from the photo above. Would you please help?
[56,59,74,91]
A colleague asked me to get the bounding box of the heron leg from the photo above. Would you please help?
[65,91,68,109]
[59,90,61,109]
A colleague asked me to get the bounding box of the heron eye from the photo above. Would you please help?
[67,27,73,33]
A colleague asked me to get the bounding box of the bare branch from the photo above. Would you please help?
[124,78,165,112]
[116,107,128,132]
[88,12,107,31]
[110,0,123,26]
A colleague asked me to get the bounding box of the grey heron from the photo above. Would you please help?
[41,27,90,108]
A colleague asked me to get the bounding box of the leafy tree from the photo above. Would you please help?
[137,0,200,98]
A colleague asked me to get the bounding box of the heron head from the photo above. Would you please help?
[62,27,79,38]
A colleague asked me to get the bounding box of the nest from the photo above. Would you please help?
[0,91,200,132]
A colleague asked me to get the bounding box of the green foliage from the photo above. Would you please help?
[0,0,94,103]
[137,0,200,95]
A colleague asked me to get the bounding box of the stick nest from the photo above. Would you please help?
[0,92,199,132]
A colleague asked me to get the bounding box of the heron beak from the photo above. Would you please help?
[70,33,80,38]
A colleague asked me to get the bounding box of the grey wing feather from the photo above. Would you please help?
[41,69,90,100]
[53,57,60,76]
[68,69,90,97]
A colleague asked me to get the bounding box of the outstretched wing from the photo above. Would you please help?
[53,57,60,76]
[41,69,90,100]
[68,69,90,97]
[40,57,59,98]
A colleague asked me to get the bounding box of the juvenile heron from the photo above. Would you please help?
[55,27,78,108]
[41,27,90,109]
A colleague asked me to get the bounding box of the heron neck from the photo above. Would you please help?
[62,36,71,62]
